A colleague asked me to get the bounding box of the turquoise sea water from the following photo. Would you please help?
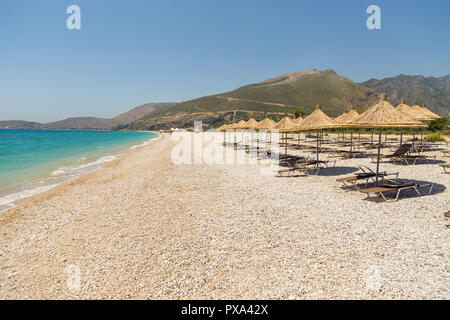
[0,129,157,210]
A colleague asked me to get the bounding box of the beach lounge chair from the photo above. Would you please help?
[277,159,335,177]
[330,150,365,159]
[336,166,399,190]
[391,153,437,165]
[368,144,411,163]
[359,180,433,202]
[439,164,450,173]
[443,150,450,158]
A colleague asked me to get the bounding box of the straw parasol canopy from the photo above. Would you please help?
[420,103,441,119]
[395,98,418,120]
[409,101,435,121]
[234,119,248,129]
[272,116,297,132]
[334,106,360,124]
[217,124,229,131]
[334,111,350,124]
[346,109,360,123]
[349,94,426,186]
[292,115,304,125]
[350,94,424,128]
[244,118,259,130]
[256,118,276,130]
[295,104,338,130]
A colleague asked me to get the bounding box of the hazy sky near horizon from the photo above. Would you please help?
[1,0,449,122]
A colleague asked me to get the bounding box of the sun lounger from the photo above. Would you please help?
[277,159,336,177]
[391,154,437,165]
[443,150,450,157]
[330,150,365,159]
[439,164,450,173]
[359,180,433,202]
[368,144,411,163]
[336,166,399,190]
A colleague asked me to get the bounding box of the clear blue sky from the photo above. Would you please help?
[1,0,449,122]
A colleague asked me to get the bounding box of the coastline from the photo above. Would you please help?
[0,131,160,213]
[0,132,448,299]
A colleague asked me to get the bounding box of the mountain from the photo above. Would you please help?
[0,103,172,130]
[112,103,170,125]
[129,69,379,130]
[361,74,450,116]
[0,120,41,129]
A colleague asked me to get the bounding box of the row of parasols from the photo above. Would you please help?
[216,94,441,186]
[217,94,440,132]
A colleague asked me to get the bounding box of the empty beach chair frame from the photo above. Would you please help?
[277,159,333,177]
[368,144,411,163]
[439,164,450,173]
[359,180,434,202]
[391,154,436,165]
[336,166,399,190]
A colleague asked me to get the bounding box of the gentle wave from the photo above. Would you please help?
[0,133,159,213]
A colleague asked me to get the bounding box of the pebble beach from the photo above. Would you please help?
[0,133,449,299]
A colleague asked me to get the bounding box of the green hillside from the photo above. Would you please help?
[128,69,379,130]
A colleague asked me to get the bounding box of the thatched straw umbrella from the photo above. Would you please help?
[410,101,438,145]
[245,118,259,129]
[335,108,359,124]
[273,116,296,131]
[395,98,419,145]
[235,119,248,145]
[228,122,239,145]
[396,98,415,118]
[293,115,304,125]
[257,117,276,146]
[348,94,425,185]
[420,103,441,119]
[335,106,360,144]
[294,104,338,164]
[236,119,247,128]
[243,118,260,147]
[273,116,297,154]
[410,101,435,121]
[217,124,229,144]
[292,116,304,145]
[257,118,276,130]
[334,111,350,124]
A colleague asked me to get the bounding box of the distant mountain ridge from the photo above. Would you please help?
[361,74,450,116]
[2,71,449,131]
[129,69,380,130]
[0,103,172,130]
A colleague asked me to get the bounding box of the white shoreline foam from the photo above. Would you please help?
[0,133,160,213]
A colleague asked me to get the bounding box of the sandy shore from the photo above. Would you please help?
[0,133,448,299]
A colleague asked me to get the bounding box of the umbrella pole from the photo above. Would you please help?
[400,128,403,146]
[412,128,415,152]
[316,130,319,166]
[371,129,374,144]
[297,131,300,147]
[375,127,382,187]
[420,128,423,145]
[350,131,353,152]
[285,132,287,155]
